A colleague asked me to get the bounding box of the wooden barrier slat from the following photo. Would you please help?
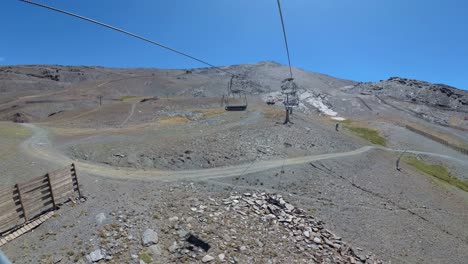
[0,185,14,194]
[0,196,20,208]
[49,168,72,181]
[0,164,80,235]
[21,186,50,201]
[51,178,73,193]
[0,186,17,197]
[55,189,75,201]
[0,200,21,213]
[54,188,76,202]
[50,174,74,187]
[0,209,22,223]
[17,174,45,186]
[406,125,468,156]
[17,175,47,190]
[0,194,19,205]
[20,180,49,194]
[26,201,53,219]
[53,181,75,195]
[22,194,52,209]
[26,199,53,215]
[0,215,24,230]
[0,190,18,203]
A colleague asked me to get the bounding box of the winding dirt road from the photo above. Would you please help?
[20,124,468,182]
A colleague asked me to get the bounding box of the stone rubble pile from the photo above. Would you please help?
[221,192,381,264]
[80,191,382,263]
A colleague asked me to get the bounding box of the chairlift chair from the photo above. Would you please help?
[224,76,248,111]
[266,96,276,105]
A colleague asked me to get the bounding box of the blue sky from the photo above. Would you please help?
[2,0,467,89]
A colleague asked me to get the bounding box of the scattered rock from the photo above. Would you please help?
[218,253,225,261]
[148,244,162,257]
[95,213,106,225]
[313,237,322,244]
[168,241,179,253]
[142,229,159,246]
[168,216,179,222]
[86,249,104,262]
[202,255,215,263]
[177,229,188,238]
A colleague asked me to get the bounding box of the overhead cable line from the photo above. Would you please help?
[19,0,235,76]
[276,0,293,79]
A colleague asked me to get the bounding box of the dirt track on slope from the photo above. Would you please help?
[21,123,468,182]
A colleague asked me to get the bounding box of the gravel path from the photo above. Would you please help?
[20,124,468,183]
[119,103,136,127]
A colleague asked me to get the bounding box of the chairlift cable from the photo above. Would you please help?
[276,0,293,79]
[19,0,235,76]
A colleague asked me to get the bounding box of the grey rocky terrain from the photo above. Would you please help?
[0,62,467,264]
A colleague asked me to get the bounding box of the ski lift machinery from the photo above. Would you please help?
[281,78,299,124]
[224,75,248,111]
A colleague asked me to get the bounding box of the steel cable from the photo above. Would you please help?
[276,0,293,79]
[19,0,235,76]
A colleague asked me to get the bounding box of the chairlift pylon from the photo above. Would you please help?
[281,78,299,124]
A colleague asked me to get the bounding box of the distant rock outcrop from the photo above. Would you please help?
[347,77,468,112]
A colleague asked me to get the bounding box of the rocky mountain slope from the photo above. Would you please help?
[348,77,468,112]
[0,62,354,122]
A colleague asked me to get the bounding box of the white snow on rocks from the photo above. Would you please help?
[299,91,346,120]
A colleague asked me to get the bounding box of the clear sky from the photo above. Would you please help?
[2,0,467,89]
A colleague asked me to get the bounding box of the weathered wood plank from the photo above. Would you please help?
[0,195,20,208]
[20,180,49,194]
[51,178,73,193]
[17,175,47,190]
[49,168,72,181]
[22,190,51,202]
[55,189,75,201]
[0,188,18,201]
[53,182,75,196]
[50,175,73,188]
[22,193,52,209]
[0,200,21,213]
[26,201,53,219]
[21,187,50,202]
[0,193,18,205]
[0,210,23,224]
[0,215,24,230]
[0,164,78,235]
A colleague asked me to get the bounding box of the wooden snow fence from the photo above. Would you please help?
[405,125,468,156]
[0,164,81,245]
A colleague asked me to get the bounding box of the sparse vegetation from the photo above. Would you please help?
[0,122,31,138]
[139,251,152,263]
[120,95,138,101]
[97,228,107,239]
[405,157,468,192]
[261,107,283,119]
[343,122,386,146]
[158,116,190,124]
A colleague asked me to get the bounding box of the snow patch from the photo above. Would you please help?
[331,117,346,121]
[299,92,345,120]
[263,91,346,121]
